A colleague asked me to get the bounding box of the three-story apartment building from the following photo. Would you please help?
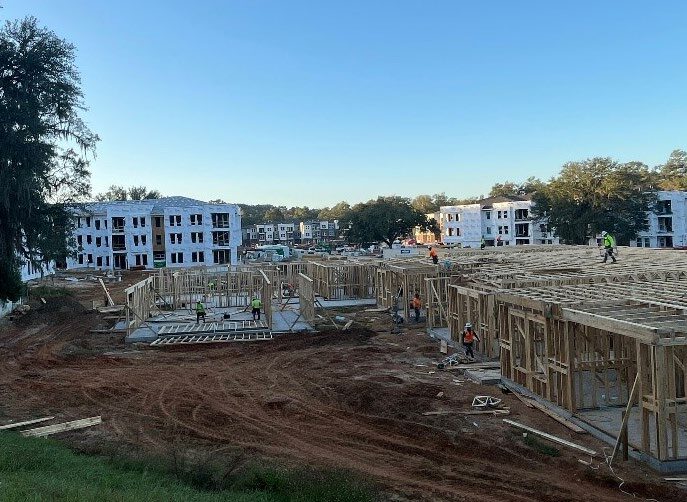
[69,197,242,269]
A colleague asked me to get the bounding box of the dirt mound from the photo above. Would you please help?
[0,307,684,501]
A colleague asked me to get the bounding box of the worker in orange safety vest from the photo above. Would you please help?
[429,246,438,264]
[462,322,481,359]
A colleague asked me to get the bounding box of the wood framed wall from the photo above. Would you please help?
[298,273,315,324]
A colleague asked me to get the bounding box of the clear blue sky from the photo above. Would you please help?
[4,1,687,207]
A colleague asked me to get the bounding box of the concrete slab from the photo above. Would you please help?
[578,406,687,460]
[464,368,502,385]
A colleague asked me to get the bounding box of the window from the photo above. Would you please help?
[486,227,491,235]
[211,213,230,228]
[190,214,203,225]
[140,217,146,227]
[105,256,110,266]
[515,209,529,220]
[86,217,91,227]
[447,214,454,222]
[104,219,108,229]
[192,251,205,263]
[498,226,509,235]
[156,235,162,245]
[497,211,501,219]
[191,232,204,243]
[105,236,109,247]
[658,216,673,233]
[170,252,183,264]
[143,254,148,266]
[77,217,82,227]
[88,254,93,263]
[485,211,491,220]
[134,235,139,246]
[78,254,84,264]
[657,200,672,214]
[96,256,102,266]
[213,231,230,246]
[169,215,182,226]
[213,249,230,264]
[155,217,162,228]
[112,217,125,231]
[86,235,92,244]
[95,219,101,230]
[170,233,183,244]
[448,228,454,237]
[133,217,139,228]
[96,237,102,247]
[141,235,147,246]
[77,235,82,246]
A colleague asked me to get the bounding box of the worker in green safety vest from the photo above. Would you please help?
[601,231,617,263]
[251,297,262,321]
[196,300,206,323]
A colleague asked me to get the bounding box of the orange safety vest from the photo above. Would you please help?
[429,249,437,258]
[412,297,422,309]
[463,329,476,343]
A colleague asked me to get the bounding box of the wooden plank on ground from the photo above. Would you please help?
[21,416,102,437]
[0,416,55,431]
[527,399,586,433]
[99,279,115,306]
[503,419,597,456]
[511,391,535,408]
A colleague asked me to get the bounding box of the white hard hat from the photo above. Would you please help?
[465,322,472,328]
[601,231,607,236]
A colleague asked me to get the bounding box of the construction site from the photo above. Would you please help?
[2,245,687,501]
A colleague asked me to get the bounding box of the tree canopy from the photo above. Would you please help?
[94,185,161,201]
[0,17,98,301]
[656,149,687,190]
[489,177,545,197]
[347,196,436,248]
[531,158,656,245]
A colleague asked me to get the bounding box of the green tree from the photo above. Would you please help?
[264,207,285,222]
[347,196,434,248]
[0,17,98,301]
[489,177,545,197]
[411,194,436,213]
[318,201,351,222]
[532,158,656,245]
[94,185,161,201]
[656,149,687,190]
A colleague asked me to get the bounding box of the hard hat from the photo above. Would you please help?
[601,231,607,236]
[464,322,472,328]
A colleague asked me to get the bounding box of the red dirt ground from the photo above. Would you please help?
[0,272,684,501]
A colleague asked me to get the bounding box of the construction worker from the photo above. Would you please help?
[601,231,617,263]
[412,292,422,323]
[480,237,486,250]
[429,246,438,264]
[195,300,206,323]
[462,322,480,359]
[251,296,263,321]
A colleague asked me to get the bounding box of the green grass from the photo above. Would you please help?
[29,285,72,298]
[0,433,378,502]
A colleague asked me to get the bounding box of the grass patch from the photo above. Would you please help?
[522,434,561,457]
[0,433,378,501]
[29,285,72,298]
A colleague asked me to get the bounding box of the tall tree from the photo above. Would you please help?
[318,201,351,222]
[532,158,656,244]
[94,185,161,201]
[489,177,545,197]
[411,194,436,213]
[347,196,435,248]
[0,17,98,301]
[656,149,687,190]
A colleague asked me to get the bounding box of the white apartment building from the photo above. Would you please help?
[630,191,687,248]
[440,196,558,247]
[69,197,242,270]
[299,220,340,244]
[244,223,296,246]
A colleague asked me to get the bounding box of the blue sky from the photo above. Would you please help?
[4,1,687,207]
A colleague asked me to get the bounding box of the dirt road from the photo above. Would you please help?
[0,276,683,501]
